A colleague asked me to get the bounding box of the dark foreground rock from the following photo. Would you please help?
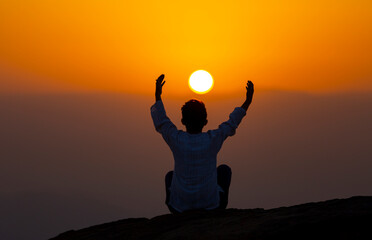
[50,196,372,240]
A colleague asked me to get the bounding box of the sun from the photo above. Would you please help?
[188,70,214,94]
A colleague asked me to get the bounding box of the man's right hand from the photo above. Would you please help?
[246,80,254,105]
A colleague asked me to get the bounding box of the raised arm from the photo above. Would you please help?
[241,80,254,111]
[151,74,178,147]
[155,74,165,102]
[210,81,254,148]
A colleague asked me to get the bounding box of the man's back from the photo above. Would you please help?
[151,100,247,212]
[170,131,221,211]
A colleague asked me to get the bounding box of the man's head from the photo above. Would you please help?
[181,99,208,134]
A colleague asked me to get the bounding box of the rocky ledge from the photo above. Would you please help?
[50,196,372,240]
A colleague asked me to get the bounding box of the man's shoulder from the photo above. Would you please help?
[205,129,220,137]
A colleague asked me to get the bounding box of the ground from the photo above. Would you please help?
[50,196,372,240]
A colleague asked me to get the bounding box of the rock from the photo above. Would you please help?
[50,196,372,240]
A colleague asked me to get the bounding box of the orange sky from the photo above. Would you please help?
[0,0,371,95]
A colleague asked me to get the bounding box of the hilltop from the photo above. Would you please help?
[50,196,372,240]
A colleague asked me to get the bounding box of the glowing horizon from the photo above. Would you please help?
[0,0,371,95]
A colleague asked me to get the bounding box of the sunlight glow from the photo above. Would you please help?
[188,70,214,94]
[0,1,371,94]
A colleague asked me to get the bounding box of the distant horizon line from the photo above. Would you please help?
[1,88,371,98]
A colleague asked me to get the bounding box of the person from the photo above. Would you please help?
[150,74,254,213]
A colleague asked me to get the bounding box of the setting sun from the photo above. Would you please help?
[188,70,214,94]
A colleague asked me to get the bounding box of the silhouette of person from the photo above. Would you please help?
[151,74,254,213]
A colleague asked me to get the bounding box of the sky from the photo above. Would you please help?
[0,1,372,240]
[0,0,372,95]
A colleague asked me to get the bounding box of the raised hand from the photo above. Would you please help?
[241,80,254,111]
[155,74,165,101]
[246,80,254,105]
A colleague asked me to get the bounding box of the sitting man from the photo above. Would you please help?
[150,74,254,213]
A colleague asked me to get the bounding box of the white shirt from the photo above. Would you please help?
[151,100,246,212]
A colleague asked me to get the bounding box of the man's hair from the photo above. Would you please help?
[181,99,207,131]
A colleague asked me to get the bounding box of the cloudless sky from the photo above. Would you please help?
[0,0,371,95]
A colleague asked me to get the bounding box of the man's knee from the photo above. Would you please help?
[165,171,173,180]
[217,164,232,191]
[217,164,232,176]
[165,171,173,187]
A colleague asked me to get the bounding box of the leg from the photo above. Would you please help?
[165,171,173,206]
[217,164,232,209]
[165,171,179,214]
